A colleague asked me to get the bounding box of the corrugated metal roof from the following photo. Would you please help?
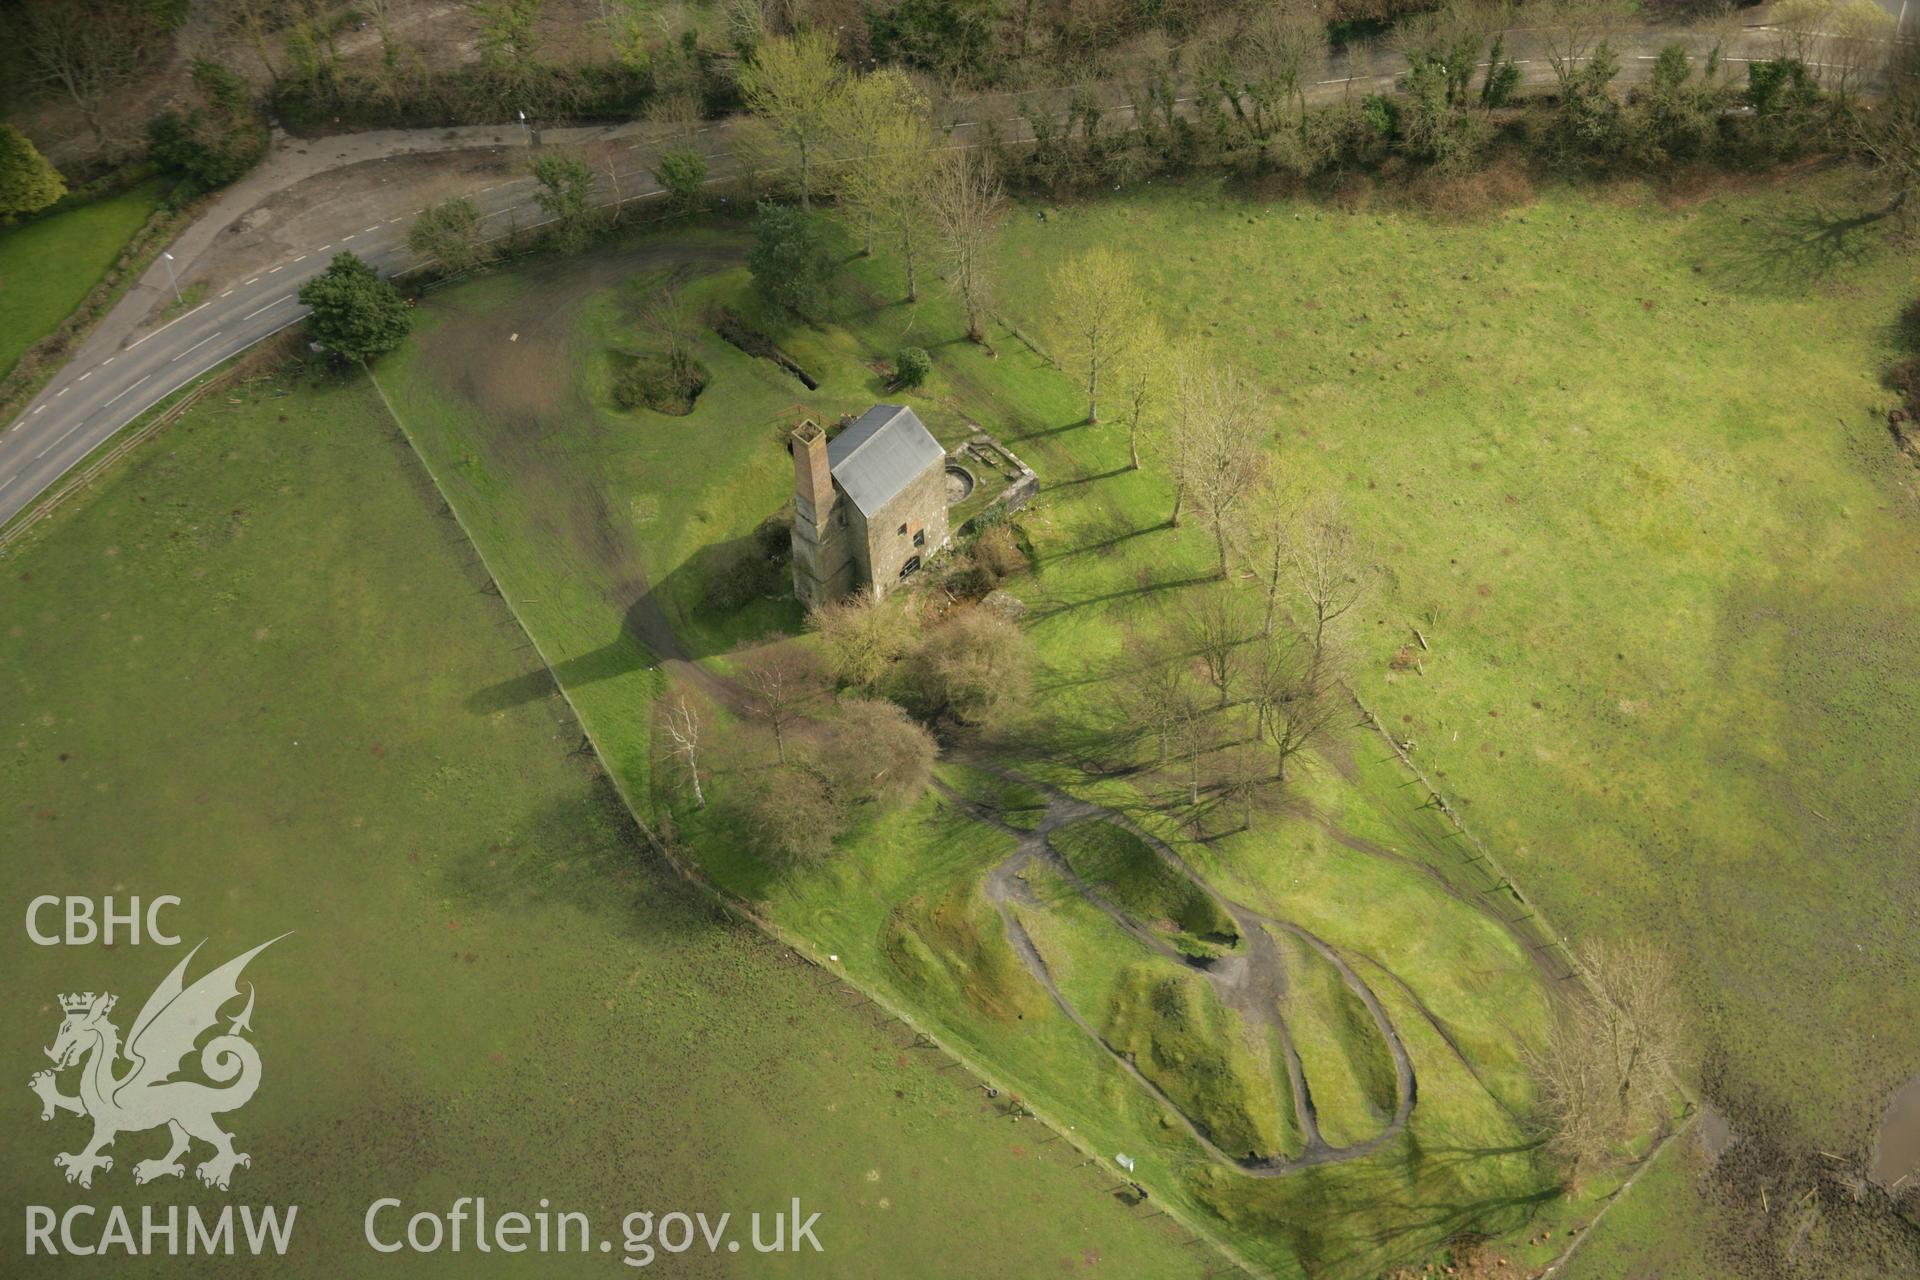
[828,405,944,518]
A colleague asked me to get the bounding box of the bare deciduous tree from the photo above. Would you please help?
[806,596,918,691]
[740,648,824,764]
[1168,361,1268,579]
[929,150,1007,344]
[1211,741,1277,832]
[641,277,702,399]
[1240,473,1297,638]
[1113,314,1167,471]
[1247,628,1337,781]
[1532,0,1629,92]
[1184,583,1250,708]
[1050,246,1146,424]
[1172,687,1226,808]
[1245,0,1329,130]
[1530,938,1687,1184]
[1288,493,1366,673]
[205,0,283,85]
[13,0,164,147]
[1823,0,1896,102]
[664,692,705,808]
[1855,39,1920,225]
[1114,624,1199,767]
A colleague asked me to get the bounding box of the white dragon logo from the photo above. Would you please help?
[28,935,285,1191]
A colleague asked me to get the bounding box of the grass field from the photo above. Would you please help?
[0,362,1213,1276]
[0,181,164,379]
[990,169,1919,1153]
[362,158,1919,1274]
[375,216,1629,1276]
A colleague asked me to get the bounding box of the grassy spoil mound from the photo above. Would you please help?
[1052,818,1238,947]
[1273,930,1400,1148]
[1104,963,1295,1161]
[883,883,1048,1023]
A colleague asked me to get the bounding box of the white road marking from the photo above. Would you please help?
[220,288,234,297]
[268,265,283,273]
[362,225,380,234]
[0,475,13,491]
[245,277,260,285]
[172,332,222,361]
[56,387,68,397]
[32,405,46,415]
[103,376,150,408]
[78,371,93,382]
[243,297,292,320]
[38,420,88,457]
[98,311,314,439]
[342,233,357,241]
[318,243,332,251]
[127,301,211,349]
[293,254,307,262]
[102,357,112,365]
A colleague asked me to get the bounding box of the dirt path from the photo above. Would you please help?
[946,765,1421,1177]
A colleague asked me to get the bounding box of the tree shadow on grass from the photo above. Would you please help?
[1049,465,1133,491]
[1265,1139,1562,1277]
[1686,198,1896,296]
[1025,571,1216,622]
[1035,513,1171,565]
[1008,416,1095,443]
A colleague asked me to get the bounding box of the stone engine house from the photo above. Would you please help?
[790,404,950,606]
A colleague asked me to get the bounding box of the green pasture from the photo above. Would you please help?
[992,170,1919,1159]
[0,180,164,378]
[0,364,1211,1277]
[374,212,1612,1276]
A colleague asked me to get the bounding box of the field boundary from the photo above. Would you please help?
[0,332,303,554]
[1540,1114,1699,1277]
[1348,688,1583,985]
[364,366,1268,1280]
[0,189,203,426]
[1347,686,1702,1273]
[0,381,215,555]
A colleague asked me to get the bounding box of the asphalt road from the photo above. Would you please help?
[0,136,711,526]
[0,12,1875,529]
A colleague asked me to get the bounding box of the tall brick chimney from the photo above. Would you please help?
[791,420,833,523]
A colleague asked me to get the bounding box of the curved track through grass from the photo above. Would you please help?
[944,765,1435,1176]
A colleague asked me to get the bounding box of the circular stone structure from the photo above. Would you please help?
[945,463,976,505]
